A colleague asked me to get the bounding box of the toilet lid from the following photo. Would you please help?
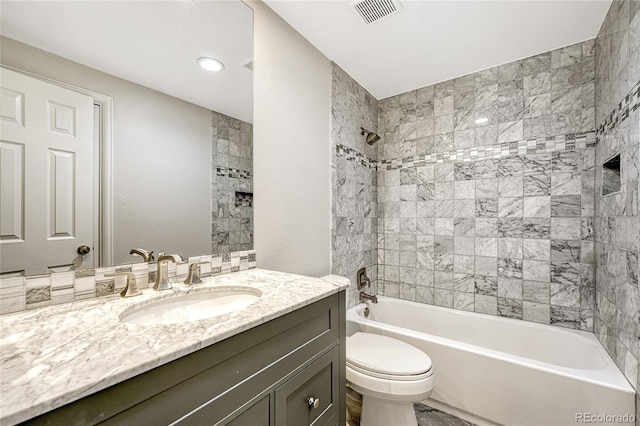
[346,332,432,377]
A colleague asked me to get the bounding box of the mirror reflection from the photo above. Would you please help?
[0,1,253,275]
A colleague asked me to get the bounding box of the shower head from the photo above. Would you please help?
[360,127,380,145]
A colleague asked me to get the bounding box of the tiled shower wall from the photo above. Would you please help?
[211,111,253,254]
[376,41,597,330]
[331,65,379,308]
[594,0,640,398]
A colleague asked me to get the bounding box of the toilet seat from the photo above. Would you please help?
[347,361,433,381]
[347,332,432,381]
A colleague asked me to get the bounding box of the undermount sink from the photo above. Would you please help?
[120,287,262,325]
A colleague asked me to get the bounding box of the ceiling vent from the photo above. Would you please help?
[349,0,402,26]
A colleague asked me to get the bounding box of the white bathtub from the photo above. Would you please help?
[346,296,635,426]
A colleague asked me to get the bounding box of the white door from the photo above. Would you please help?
[0,67,95,275]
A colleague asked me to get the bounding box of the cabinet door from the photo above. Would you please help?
[274,347,339,426]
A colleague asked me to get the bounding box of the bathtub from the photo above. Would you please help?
[346,296,635,426]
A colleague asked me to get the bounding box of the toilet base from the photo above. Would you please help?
[360,395,418,426]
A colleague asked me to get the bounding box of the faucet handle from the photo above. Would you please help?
[107,272,142,298]
[184,261,208,285]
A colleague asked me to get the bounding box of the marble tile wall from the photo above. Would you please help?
[593,0,640,401]
[378,39,595,160]
[331,64,379,308]
[211,111,253,254]
[376,40,597,331]
[0,251,256,314]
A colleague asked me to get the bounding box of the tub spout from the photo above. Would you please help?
[359,292,378,304]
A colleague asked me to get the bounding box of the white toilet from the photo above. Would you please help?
[346,332,434,426]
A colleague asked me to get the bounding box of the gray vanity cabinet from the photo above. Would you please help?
[24,291,346,426]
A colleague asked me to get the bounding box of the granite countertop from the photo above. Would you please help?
[0,269,349,425]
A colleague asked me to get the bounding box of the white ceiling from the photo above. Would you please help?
[0,1,253,123]
[265,0,612,100]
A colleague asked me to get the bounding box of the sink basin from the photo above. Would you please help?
[120,287,262,325]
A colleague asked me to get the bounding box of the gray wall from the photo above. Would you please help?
[331,64,378,308]
[375,42,597,331]
[594,0,640,405]
[1,36,212,264]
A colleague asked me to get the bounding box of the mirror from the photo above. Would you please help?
[0,1,253,274]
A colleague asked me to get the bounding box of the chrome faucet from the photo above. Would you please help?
[130,248,154,262]
[153,254,183,291]
[184,261,208,285]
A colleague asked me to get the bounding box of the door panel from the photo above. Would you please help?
[48,149,75,239]
[0,68,94,274]
[0,141,24,241]
[48,100,77,136]
[0,87,24,126]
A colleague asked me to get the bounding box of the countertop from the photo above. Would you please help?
[0,269,349,425]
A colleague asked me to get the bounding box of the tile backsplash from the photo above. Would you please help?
[0,250,256,315]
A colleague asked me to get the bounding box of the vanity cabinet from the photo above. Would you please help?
[24,291,346,426]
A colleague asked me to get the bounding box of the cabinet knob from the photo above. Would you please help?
[307,396,320,409]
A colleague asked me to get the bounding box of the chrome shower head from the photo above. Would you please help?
[360,127,380,145]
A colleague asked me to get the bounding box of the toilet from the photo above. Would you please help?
[346,332,434,426]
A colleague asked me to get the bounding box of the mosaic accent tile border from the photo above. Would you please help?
[216,167,252,180]
[335,144,377,170]
[337,132,597,173]
[597,80,640,135]
[0,250,257,315]
[379,132,597,171]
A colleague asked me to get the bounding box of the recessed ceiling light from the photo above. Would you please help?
[197,57,225,72]
[475,117,489,124]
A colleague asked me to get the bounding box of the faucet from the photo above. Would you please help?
[184,261,208,285]
[153,254,183,291]
[356,267,378,304]
[130,248,154,262]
